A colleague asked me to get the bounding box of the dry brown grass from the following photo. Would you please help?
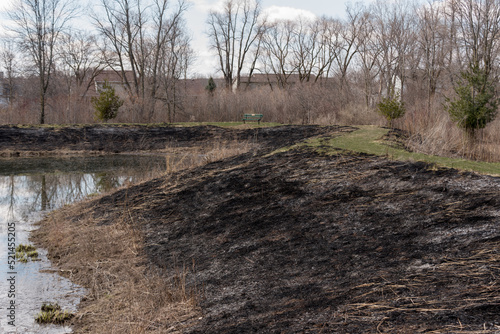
[29,139,254,333]
[334,240,500,333]
[398,97,500,162]
[162,139,255,174]
[32,197,200,333]
[200,139,254,163]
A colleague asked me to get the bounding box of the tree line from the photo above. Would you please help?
[1,0,192,124]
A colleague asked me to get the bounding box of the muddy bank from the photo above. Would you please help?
[32,126,500,333]
[0,124,343,156]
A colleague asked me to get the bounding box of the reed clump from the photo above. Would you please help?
[15,244,40,263]
[163,139,254,175]
[35,303,74,324]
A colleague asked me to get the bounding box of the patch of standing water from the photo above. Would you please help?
[0,155,172,333]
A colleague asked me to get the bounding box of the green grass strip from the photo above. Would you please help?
[305,125,500,176]
[172,121,283,128]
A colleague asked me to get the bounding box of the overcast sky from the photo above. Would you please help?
[0,0,357,77]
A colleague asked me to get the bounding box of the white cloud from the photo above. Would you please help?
[0,1,13,12]
[263,5,316,23]
[190,0,230,14]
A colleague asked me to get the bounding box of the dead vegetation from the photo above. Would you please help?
[337,242,500,333]
[0,124,330,156]
[32,193,201,333]
[28,125,343,333]
[30,137,261,333]
[163,138,257,175]
[144,147,500,334]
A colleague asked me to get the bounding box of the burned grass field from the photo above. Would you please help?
[0,124,341,156]
[31,126,500,333]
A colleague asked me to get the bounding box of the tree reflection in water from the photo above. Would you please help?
[0,154,173,333]
[0,154,169,214]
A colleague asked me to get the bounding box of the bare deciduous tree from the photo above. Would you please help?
[0,41,18,109]
[93,0,188,119]
[260,16,338,87]
[8,0,78,124]
[453,0,500,81]
[417,1,447,111]
[291,17,326,83]
[261,19,297,88]
[58,30,106,97]
[314,17,338,84]
[56,30,106,121]
[158,17,193,122]
[332,3,365,93]
[370,0,417,100]
[207,0,265,90]
[356,10,382,108]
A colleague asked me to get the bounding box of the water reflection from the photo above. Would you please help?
[0,154,169,333]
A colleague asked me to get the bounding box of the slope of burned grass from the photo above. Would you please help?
[137,148,500,333]
[33,126,500,333]
[0,124,348,156]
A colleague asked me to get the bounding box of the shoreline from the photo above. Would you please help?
[31,191,201,333]
[0,124,345,155]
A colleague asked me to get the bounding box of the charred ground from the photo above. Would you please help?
[88,131,500,332]
[23,125,500,333]
[0,124,340,155]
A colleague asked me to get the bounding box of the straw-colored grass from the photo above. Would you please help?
[32,188,200,333]
[30,138,254,333]
[336,241,500,333]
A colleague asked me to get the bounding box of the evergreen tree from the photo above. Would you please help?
[91,81,124,122]
[445,65,498,139]
[376,90,406,128]
[205,77,217,96]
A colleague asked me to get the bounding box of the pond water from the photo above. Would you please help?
[0,154,173,333]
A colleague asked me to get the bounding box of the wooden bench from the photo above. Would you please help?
[242,113,263,124]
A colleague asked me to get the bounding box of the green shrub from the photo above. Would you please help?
[91,81,124,122]
[445,65,498,140]
[205,77,217,96]
[16,244,39,263]
[376,91,405,128]
[16,244,36,252]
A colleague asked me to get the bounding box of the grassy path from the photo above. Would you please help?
[311,125,500,176]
